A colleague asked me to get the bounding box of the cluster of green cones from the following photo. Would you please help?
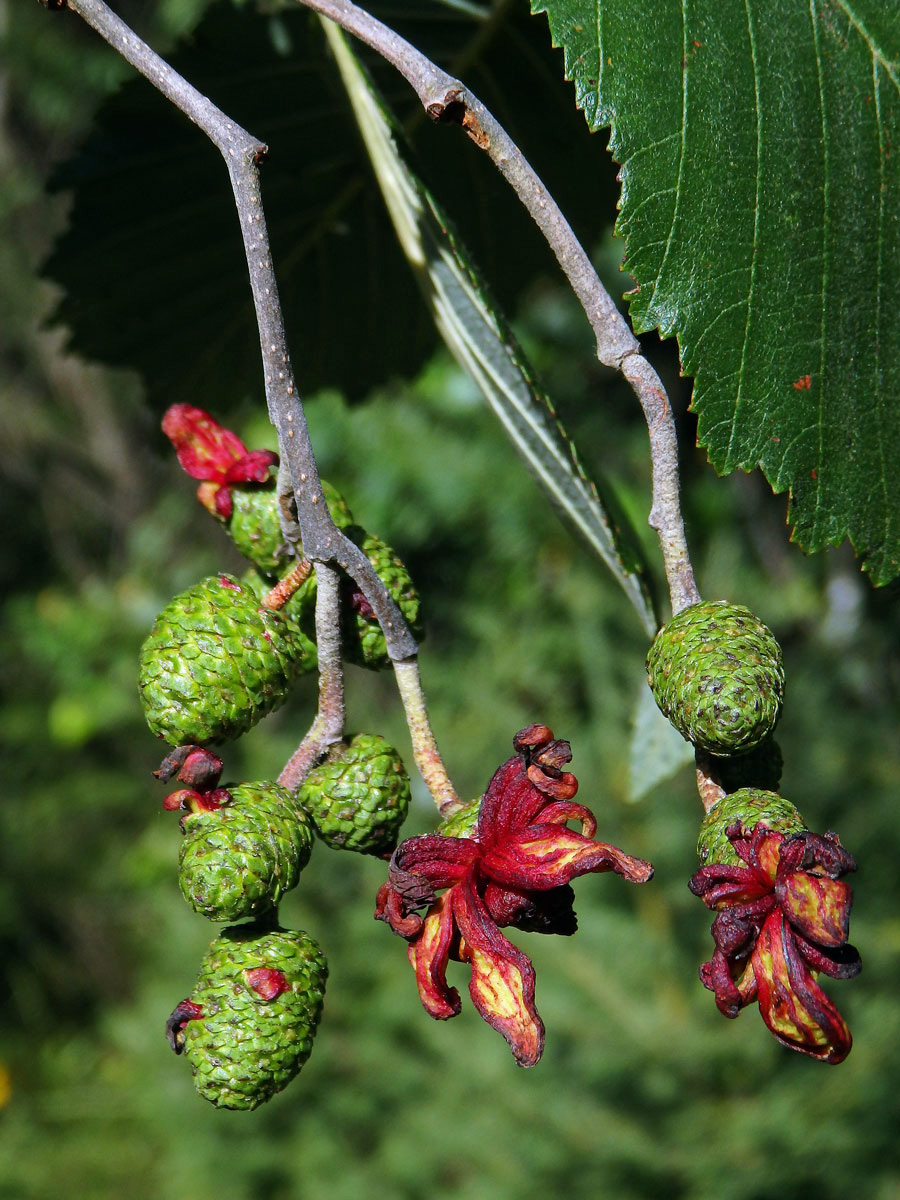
[140,406,419,1109]
[160,734,410,1110]
[648,600,859,1064]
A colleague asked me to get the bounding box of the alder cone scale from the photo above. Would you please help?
[179,925,327,1110]
[697,788,806,867]
[228,483,289,576]
[178,782,314,921]
[139,574,312,745]
[438,798,480,839]
[344,531,422,667]
[646,600,784,755]
[298,734,411,854]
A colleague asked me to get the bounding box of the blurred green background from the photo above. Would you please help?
[2,2,899,1197]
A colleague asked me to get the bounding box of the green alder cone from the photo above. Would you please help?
[646,600,784,755]
[228,482,288,576]
[439,798,480,839]
[228,478,355,577]
[292,526,423,669]
[298,733,411,855]
[139,574,312,745]
[345,531,422,668]
[179,782,314,921]
[240,567,318,671]
[697,788,806,867]
[183,924,327,1110]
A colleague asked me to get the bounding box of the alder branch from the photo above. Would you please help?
[55,0,418,658]
[295,0,700,617]
[392,661,461,818]
[45,0,462,813]
[278,564,346,790]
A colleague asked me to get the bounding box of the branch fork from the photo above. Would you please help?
[46,0,700,812]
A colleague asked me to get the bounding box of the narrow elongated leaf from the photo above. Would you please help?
[324,20,656,632]
[533,0,900,584]
[627,681,694,803]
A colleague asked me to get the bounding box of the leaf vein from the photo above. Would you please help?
[618,132,680,170]
[691,298,750,358]
[644,0,689,321]
[835,0,900,97]
[810,0,830,527]
[871,56,891,544]
[778,422,818,469]
[621,185,677,225]
[725,0,763,467]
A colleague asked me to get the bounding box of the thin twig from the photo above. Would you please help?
[262,558,313,610]
[620,355,701,615]
[694,751,726,815]
[59,0,418,659]
[296,0,700,617]
[392,660,461,818]
[278,564,346,790]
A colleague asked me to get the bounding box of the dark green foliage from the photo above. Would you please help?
[181,924,327,1110]
[139,573,314,744]
[43,1,620,412]
[179,782,314,921]
[532,0,900,583]
[298,734,411,855]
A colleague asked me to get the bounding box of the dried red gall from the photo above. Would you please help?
[245,968,290,1000]
[165,998,204,1054]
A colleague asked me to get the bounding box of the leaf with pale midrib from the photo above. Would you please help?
[326,19,656,631]
[532,0,900,585]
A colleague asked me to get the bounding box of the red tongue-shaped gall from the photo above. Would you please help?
[163,787,231,814]
[161,404,279,518]
[165,998,204,1054]
[154,745,224,790]
[376,724,654,1066]
[245,968,290,1000]
[512,724,578,799]
[163,788,232,830]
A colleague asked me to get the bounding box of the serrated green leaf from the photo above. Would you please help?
[533,0,900,584]
[324,20,656,632]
